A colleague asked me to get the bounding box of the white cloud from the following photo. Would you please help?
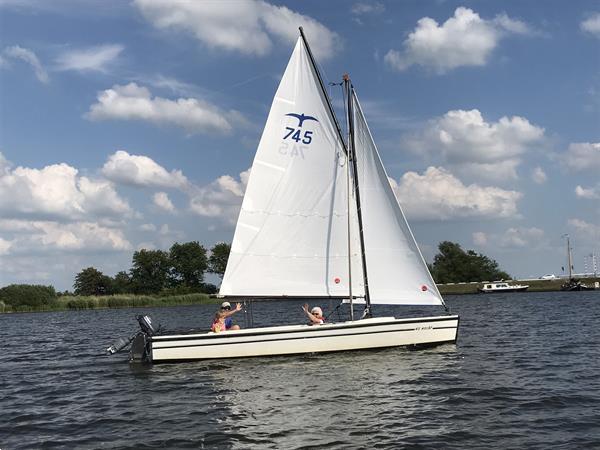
[2,45,49,83]
[0,153,132,220]
[568,218,600,242]
[351,2,385,15]
[102,150,188,190]
[140,223,185,250]
[0,237,11,255]
[531,166,547,184]
[0,219,131,254]
[455,160,521,182]
[473,231,488,246]
[403,109,544,181]
[55,44,123,73]
[79,177,132,216]
[499,227,545,248]
[140,75,200,97]
[575,184,600,199]
[159,224,170,235]
[189,169,250,223]
[0,152,10,174]
[86,83,240,134]
[563,142,600,171]
[390,166,522,221]
[385,7,531,73]
[581,13,600,37]
[473,227,546,249]
[137,241,157,251]
[139,223,157,232]
[133,0,340,60]
[153,191,175,212]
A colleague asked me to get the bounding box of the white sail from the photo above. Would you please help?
[220,37,364,298]
[352,92,444,306]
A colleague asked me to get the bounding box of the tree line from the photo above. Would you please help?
[1,240,510,308]
[72,242,231,296]
[428,241,510,283]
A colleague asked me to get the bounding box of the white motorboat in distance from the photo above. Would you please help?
[478,281,529,293]
[107,28,459,363]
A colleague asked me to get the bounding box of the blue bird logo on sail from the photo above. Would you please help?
[285,113,318,127]
[282,113,317,150]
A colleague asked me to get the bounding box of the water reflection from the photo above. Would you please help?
[203,345,459,449]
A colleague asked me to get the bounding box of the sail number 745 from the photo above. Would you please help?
[284,127,313,144]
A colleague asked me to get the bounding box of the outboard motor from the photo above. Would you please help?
[106,336,132,355]
[106,315,160,363]
[137,315,157,336]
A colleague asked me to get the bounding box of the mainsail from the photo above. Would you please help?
[351,91,444,306]
[220,37,364,297]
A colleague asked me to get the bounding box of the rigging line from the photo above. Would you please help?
[299,27,348,155]
[325,301,344,322]
[213,73,272,94]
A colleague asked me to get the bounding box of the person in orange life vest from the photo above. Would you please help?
[211,302,242,332]
[302,304,324,325]
[211,313,226,333]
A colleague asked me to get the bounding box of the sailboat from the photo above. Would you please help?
[109,29,459,363]
[560,235,595,291]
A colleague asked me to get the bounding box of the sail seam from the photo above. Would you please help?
[229,253,362,259]
[240,209,348,218]
[254,159,286,171]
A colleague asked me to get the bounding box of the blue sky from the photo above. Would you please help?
[1,0,599,290]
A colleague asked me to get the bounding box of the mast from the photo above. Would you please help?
[344,76,371,314]
[343,78,354,321]
[567,235,573,279]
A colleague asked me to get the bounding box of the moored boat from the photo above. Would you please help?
[560,278,596,291]
[559,235,596,291]
[478,281,529,293]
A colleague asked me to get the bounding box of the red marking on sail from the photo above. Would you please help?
[334,277,341,284]
[421,285,428,291]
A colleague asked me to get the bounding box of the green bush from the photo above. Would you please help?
[0,284,57,308]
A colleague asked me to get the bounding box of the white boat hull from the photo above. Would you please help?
[478,286,529,293]
[149,315,459,362]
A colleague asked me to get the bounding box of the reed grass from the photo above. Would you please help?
[1,293,218,313]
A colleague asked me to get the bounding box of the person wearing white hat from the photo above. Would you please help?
[211,301,242,332]
[302,304,324,325]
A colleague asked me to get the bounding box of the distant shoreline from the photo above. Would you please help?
[2,278,599,313]
[438,277,600,295]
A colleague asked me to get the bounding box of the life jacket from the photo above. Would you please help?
[211,318,225,333]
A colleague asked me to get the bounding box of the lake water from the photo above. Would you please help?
[2,291,600,449]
